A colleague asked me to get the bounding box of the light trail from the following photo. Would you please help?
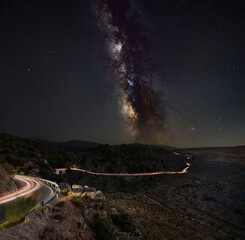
[56,162,191,177]
[0,175,41,205]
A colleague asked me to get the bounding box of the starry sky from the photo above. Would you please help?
[0,0,244,148]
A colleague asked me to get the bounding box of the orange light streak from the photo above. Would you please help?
[0,175,41,205]
[56,162,191,177]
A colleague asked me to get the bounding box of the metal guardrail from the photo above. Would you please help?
[28,176,59,190]
[42,189,60,205]
[19,175,60,206]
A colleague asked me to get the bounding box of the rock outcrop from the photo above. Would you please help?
[58,182,72,192]
[0,185,106,240]
[0,183,141,240]
[72,184,83,193]
[0,165,15,194]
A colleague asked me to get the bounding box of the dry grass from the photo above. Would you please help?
[106,182,244,240]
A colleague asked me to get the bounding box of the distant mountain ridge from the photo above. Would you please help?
[31,139,101,149]
[152,144,177,151]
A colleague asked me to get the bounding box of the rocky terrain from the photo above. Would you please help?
[0,184,140,240]
[0,132,186,181]
[104,147,245,240]
[0,165,15,195]
[1,132,244,240]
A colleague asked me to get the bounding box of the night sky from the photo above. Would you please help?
[0,0,244,148]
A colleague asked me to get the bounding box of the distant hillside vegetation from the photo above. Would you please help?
[31,139,101,149]
[68,144,187,174]
[0,132,56,179]
[0,132,187,181]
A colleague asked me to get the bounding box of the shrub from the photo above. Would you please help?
[235,207,242,214]
[90,218,117,240]
[112,213,135,233]
[17,167,29,175]
[61,189,68,196]
[72,197,85,208]
[2,148,12,154]
[1,162,13,174]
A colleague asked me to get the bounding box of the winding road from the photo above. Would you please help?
[0,175,41,205]
[56,162,191,176]
[0,162,191,224]
[0,175,54,224]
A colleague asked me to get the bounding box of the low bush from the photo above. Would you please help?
[72,197,85,208]
[5,156,24,166]
[17,167,29,175]
[61,189,68,196]
[112,213,136,233]
[90,218,117,240]
[1,162,13,174]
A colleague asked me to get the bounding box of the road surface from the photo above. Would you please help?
[56,162,191,176]
[0,175,53,224]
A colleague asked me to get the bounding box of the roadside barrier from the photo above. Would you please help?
[19,175,60,205]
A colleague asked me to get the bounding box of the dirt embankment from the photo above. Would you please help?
[0,165,14,194]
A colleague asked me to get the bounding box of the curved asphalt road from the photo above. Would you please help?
[0,175,53,224]
[0,161,191,224]
[56,162,191,176]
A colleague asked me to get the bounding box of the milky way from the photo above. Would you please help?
[95,0,165,143]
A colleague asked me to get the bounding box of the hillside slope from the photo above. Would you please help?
[69,144,187,174]
[0,132,187,178]
[31,139,101,149]
[0,165,14,194]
